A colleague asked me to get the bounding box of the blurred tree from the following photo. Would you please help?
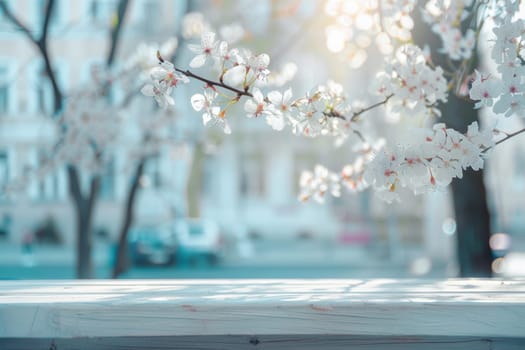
[0,0,130,278]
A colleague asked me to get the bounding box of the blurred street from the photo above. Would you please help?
[0,264,449,280]
[0,239,449,280]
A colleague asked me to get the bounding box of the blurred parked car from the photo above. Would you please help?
[174,219,223,265]
[128,225,177,266]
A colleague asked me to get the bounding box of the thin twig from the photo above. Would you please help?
[350,94,393,121]
[174,67,254,98]
[490,127,525,149]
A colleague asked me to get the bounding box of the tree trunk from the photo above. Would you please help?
[68,166,100,279]
[76,210,93,279]
[411,8,494,277]
[112,159,146,278]
[441,95,493,277]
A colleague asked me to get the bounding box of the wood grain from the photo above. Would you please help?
[0,279,524,345]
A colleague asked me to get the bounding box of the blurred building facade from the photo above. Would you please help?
[0,0,188,245]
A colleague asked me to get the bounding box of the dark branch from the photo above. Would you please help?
[0,1,37,44]
[1,0,63,113]
[112,157,147,278]
[174,67,254,98]
[40,0,56,45]
[107,0,130,67]
[67,166,83,208]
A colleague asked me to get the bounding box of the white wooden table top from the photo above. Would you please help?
[0,279,524,338]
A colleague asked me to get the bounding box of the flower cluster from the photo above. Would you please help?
[137,8,525,205]
[298,165,341,203]
[142,30,371,139]
[163,29,271,133]
[422,0,476,61]
[363,121,495,202]
[373,44,447,119]
[141,61,190,109]
[469,16,525,117]
[298,140,383,203]
[56,84,122,172]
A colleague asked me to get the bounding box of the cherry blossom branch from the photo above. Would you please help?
[484,127,525,152]
[349,94,393,122]
[174,60,393,123]
[175,67,254,98]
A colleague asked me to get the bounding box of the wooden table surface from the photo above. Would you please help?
[0,279,524,349]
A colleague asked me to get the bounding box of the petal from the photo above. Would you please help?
[189,54,207,68]
[223,122,232,134]
[165,95,175,105]
[253,88,264,103]
[223,65,245,86]
[267,90,282,105]
[219,41,228,55]
[188,44,202,54]
[175,73,190,84]
[191,94,205,111]
[283,88,293,103]
[267,114,285,131]
[150,67,167,80]
[244,99,257,114]
[202,32,216,47]
[256,53,270,68]
[140,84,155,96]
[202,112,212,126]
[160,61,174,71]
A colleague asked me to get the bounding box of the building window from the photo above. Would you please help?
[0,66,9,114]
[239,152,265,198]
[142,0,160,31]
[100,158,115,200]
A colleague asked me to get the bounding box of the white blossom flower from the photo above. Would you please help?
[248,53,270,81]
[141,80,174,109]
[188,32,219,68]
[151,61,190,87]
[265,88,293,130]
[469,71,503,108]
[244,88,267,118]
[191,90,231,134]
